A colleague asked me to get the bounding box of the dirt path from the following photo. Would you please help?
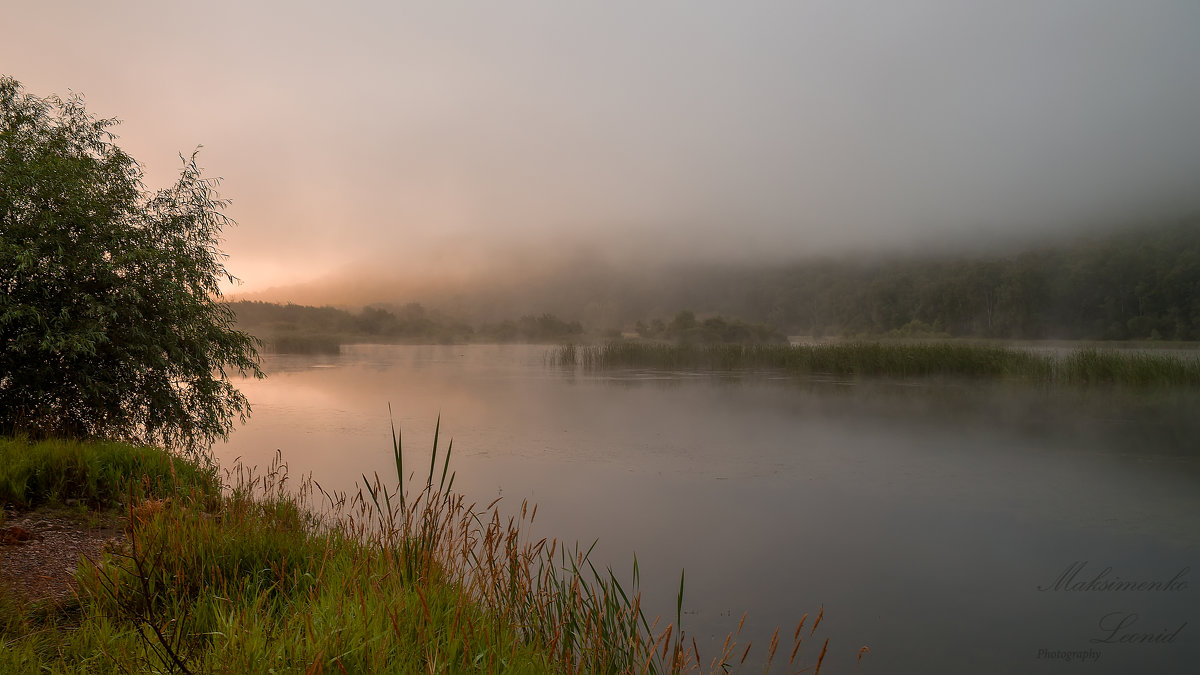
[0,507,125,605]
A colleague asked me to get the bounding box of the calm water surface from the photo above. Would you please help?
[218,344,1200,674]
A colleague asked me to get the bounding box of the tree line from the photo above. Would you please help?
[229,301,584,345]
[234,220,1200,343]
[635,310,785,344]
[601,220,1199,341]
[739,221,1200,340]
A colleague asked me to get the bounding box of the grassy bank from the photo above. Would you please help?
[0,437,220,510]
[1,434,842,673]
[552,342,1200,387]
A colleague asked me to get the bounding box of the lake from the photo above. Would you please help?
[217,344,1200,674]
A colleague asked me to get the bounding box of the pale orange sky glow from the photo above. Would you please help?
[5,1,1200,304]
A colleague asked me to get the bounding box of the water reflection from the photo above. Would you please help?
[218,344,1200,674]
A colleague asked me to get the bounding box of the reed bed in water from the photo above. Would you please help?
[1,427,850,673]
[552,342,1200,387]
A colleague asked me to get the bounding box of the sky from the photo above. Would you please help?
[4,1,1200,300]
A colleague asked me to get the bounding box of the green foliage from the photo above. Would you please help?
[1,434,844,673]
[0,439,552,674]
[1057,348,1200,387]
[230,300,478,346]
[636,310,786,344]
[631,221,1200,340]
[231,301,596,346]
[558,342,1200,387]
[883,319,951,339]
[0,436,219,508]
[670,310,696,333]
[0,76,262,450]
[477,313,584,343]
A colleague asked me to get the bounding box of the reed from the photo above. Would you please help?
[553,342,1200,387]
[1,433,851,673]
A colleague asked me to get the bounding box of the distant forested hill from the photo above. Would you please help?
[709,220,1200,340]
[232,220,1200,342]
[230,301,470,343]
[545,220,1200,340]
[228,301,584,346]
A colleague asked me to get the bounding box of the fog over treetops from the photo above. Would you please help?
[4,1,1199,304]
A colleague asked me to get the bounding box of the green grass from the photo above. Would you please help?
[0,436,220,509]
[1,433,843,673]
[552,342,1200,387]
[1056,348,1200,386]
[0,439,559,673]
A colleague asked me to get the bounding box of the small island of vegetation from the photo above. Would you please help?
[552,341,1200,388]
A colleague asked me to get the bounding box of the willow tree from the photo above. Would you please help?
[0,76,262,452]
